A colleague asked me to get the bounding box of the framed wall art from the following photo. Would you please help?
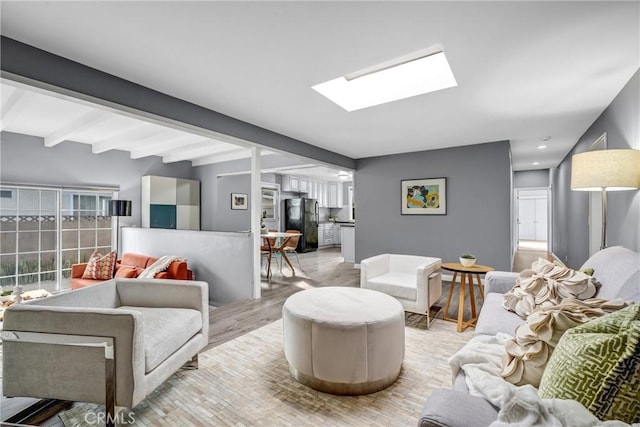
[401,178,446,215]
[231,193,248,210]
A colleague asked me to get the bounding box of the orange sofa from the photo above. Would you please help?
[71,252,193,290]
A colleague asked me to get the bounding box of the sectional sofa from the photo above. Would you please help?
[419,246,640,426]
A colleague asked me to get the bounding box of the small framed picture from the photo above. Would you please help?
[231,193,248,210]
[401,178,447,215]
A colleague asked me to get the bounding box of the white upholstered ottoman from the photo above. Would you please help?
[282,286,405,395]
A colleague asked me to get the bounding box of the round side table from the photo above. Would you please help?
[441,263,494,332]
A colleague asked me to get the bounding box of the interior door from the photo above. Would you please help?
[518,199,536,240]
[534,198,548,241]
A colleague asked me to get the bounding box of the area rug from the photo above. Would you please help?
[59,319,474,427]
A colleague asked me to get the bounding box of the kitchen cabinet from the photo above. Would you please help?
[299,178,309,193]
[280,175,343,207]
[318,223,340,247]
[281,175,300,192]
[327,183,340,208]
[340,225,355,262]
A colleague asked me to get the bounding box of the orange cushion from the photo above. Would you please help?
[120,253,152,269]
[82,251,117,280]
[114,266,139,279]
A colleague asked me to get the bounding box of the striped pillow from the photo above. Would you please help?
[82,250,117,280]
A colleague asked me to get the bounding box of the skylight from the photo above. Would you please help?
[312,51,457,112]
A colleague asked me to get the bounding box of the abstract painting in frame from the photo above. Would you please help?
[401,178,446,215]
[231,193,248,210]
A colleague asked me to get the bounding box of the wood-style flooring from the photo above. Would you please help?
[206,247,356,351]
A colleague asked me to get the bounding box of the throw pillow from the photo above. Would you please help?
[501,298,627,387]
[503,257,598,318]
[114,266,138,279]
[82,250,117,280]
[538,303,640,423]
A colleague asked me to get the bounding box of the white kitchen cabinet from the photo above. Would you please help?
[318,182,327,207]
[299,178,309,193]
[340,225,355,262]
[281,175,300,192]
[327,182,344,208]
[319,223,342,247]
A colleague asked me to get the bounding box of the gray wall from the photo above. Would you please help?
[215,175,252,232]
[355,141,512,271]
[514,170,549,188]
[552,70,639,267]
[0,132,193,228]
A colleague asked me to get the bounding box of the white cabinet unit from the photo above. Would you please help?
[299,178,309,193]
[318,223,342,247]
[340,225,355,262]
[281,175,300,192]
[327,182,344,208]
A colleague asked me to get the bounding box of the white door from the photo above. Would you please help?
[534,198,548,241]
[518,199,536,240]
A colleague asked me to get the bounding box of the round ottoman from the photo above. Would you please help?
[282,287,405,395]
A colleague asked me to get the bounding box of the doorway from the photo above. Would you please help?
[515,188,550,261]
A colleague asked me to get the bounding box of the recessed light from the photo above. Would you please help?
[312,51,457,112]
[532,162,540,166]
[537,145,548,149]
[541,136,551,141]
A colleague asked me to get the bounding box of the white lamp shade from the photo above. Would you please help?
[571,149,640,191]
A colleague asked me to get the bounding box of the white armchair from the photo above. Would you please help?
[360,254,442,327]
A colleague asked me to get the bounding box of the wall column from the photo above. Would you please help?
[251,147,261,299]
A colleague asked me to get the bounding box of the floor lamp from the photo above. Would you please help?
[571,149,640,250]
[108,200,132,255]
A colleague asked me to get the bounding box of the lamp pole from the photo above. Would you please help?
[600,188,607,251]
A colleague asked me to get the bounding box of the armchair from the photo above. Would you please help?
[2,278,209,425]
[360,254,442,327]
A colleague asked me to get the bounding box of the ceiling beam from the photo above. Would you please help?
[191,149,253,166]
[162,140,240,163]
[91,124,164,153]
[1,89,36,130]
[44,110,109,147]
[129,134,201,159]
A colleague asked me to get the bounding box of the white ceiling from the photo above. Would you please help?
[1,1,639,172]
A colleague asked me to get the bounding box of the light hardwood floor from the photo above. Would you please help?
[206,247,356,351]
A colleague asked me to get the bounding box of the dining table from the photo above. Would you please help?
[261,231,302,279]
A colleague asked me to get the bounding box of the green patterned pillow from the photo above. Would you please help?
[538,303,640,423]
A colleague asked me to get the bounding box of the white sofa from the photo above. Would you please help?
[2,278,209,422]
[360,254,442,326]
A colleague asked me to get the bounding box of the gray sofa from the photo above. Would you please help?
[419,246,640,427]
[2,278,209,420]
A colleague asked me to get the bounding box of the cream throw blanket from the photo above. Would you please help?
[138,255,185,279]
[503,258,598,318]
[450,334,630,427]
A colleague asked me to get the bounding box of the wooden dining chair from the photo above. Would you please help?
[261,229,279,276]
[280,229,303,272]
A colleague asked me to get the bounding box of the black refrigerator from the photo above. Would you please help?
[285,198,318,252]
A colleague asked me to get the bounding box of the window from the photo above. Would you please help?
[0,185,113,292]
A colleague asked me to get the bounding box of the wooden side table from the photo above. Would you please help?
[441,263,494,332]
